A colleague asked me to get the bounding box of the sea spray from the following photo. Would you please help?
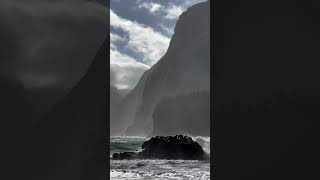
[110,136,210,179]
[191,136,210,154]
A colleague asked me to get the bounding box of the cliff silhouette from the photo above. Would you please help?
[18,39,108,180]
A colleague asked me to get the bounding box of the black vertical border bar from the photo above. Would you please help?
[106,0,111,179]
[210,0,215,179]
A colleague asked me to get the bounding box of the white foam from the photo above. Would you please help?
[191,136,210,154]
[110,159,210,180]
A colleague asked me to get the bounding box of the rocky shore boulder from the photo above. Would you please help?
[112,135,206,160]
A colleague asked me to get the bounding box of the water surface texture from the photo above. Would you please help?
[110,136,210,179]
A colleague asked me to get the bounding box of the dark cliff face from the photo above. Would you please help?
[0,77,33,178]
[18,39,108,180]
[115,1,210,136]
[0,78,67,179]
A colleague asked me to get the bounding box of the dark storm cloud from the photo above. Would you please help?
[0,0,108,88]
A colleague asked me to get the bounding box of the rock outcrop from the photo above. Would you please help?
[112,135,206,160]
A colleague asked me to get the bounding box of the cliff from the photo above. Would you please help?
[19,39,108,180]
[113,1,210,136]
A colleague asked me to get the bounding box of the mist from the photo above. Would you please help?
[0,1,107,178]
[110,1,210,137]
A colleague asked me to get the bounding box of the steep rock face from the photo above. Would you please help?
[119,1,210,136]
[152,91,210,136]
[0,77,34,178]
[110,86,122,106]
[110,86,122,117]
[19,39,108,180]
[25,87,67,121]
[111,72,148,135]
[110,86,127,134]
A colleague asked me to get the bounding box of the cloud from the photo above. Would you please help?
[110,62,148,90]
[110,9,170,66]
[110,37,149,90]
[137,2,162,13]
[110,9,170,90]
[158,24,174,36]
[134,0,208,39]
[110,30,149,90]
[111,33,125,44]
[109,0,207,90]
[110,33,126,49]
[163,3,184,20]
[136,0,206,20]
[0,0,107,88]
[182,0,209,7]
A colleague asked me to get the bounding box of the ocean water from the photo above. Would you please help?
[110,136,210,180]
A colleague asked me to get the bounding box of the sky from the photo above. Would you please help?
[0,0,207,91]
[110,0,207,91]
[0,0,107,89]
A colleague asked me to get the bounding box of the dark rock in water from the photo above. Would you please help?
[113,152,137,160]
[135,162,146,168]
[139,135,205,160]
[112,135,205,160]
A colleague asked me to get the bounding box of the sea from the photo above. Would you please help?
[110,136,210,180]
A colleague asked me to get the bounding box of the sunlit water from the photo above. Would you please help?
[110,136,210,180]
